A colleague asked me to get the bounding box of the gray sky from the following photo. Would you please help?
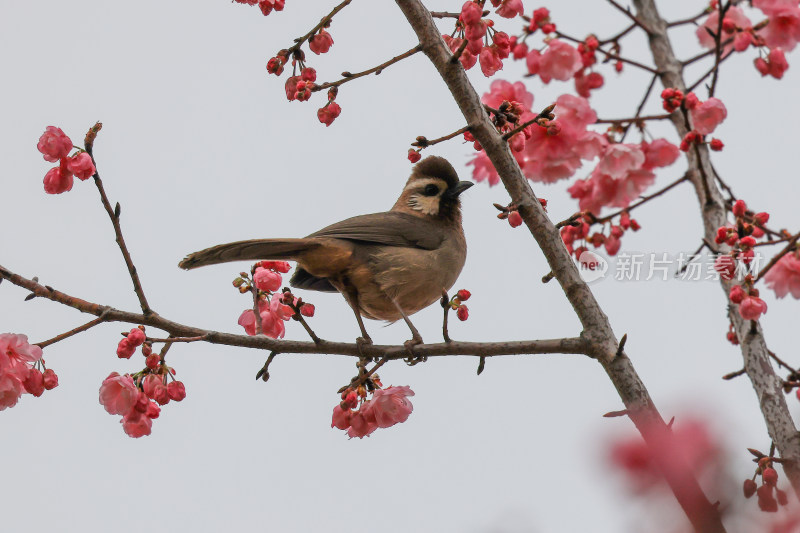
[2,1,799,532]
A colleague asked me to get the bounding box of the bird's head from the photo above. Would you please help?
[393,156,473,223]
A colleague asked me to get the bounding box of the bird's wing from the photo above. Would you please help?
[306,212,444,250]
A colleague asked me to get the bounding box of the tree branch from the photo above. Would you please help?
[632,0,800,500]
[394,2,727,531]
[0,263,590,360]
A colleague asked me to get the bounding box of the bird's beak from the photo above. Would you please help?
[445,180,474,199]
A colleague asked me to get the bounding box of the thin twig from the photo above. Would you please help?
[145,335,208,343]
[84,125,152,315]
[502,104,556,140]
[594,173,690,224]
[621,73,658,142]
[595,113,672,124]
[441,291,452,343]
[288,0,353,54]
[412,125,471,149]
[313,46,421,91]
[600,23,637,45]
[36,316,106,349]
[708,0,731,97]
[606,0,653,34]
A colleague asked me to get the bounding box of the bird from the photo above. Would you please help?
[178,155,472,346]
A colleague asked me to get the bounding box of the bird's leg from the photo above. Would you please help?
[392,300,426,364]
[342,285,372,356]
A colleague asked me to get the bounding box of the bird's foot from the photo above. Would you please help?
[356,336,373,358]
[403,335,427,366]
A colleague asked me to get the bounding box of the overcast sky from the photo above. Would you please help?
[2,1,799,532]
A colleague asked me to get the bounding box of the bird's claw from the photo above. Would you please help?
[356,336,373,358]
[403,336,427,366]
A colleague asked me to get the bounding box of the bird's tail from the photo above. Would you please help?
[178,239,319,270]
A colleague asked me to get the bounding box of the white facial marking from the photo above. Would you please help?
[405,178,446,216]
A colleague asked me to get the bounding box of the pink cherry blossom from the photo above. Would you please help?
[495,0,523,18]
[167,381,186,401]
[121,410,152,438]
[696,7,753,53]
[65,152,96,180]
[479,47,504,77]
[43,160,74,195]
[346,404,378,439]
[0,373,23,411]
[597,144,645,180]
[37,126,73,163]
[22,368,45,397]
[317,102,342,126]
[767,48,790,79]
[331,404,352,430]
[755,0,800,51]
[574,70,604,97]
[739,295,768,320]
[42,368,58,390]
[641,139,681,169]
[690,97,727,135]
[127,328,146,346]
[309,30,333,55]
[260,307,287,339]
[459,1,483,25]
[568,166,655,214]
[764,252,800,298]
[142,374,165,399]
[538,39,582,83]
[0,333,43,369]
[370,386,415,428]
[481,79,534,110]
[526,49,541,76]
[254,267,282,292]
[99,372,139,416]
[238,308,259,336]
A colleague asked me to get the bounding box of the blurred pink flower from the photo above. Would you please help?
[690,97,727,135]
[538,39,582,83]
[765,252,800,298]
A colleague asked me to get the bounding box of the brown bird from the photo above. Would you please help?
[178,156,472,345]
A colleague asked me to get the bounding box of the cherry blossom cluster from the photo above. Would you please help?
[743,451,790,513]
[675,92,728,152]
[36,126,96,195]
[0,333,58,411]
[264,19,338,125]
[711,199,772,320]
[232,0,285,17]
[609,417,721,491]
[99,369,186,438]
[100,325,187,437]
[445,289,472,321]
[469,81,602,185]
[440,1,515,77]
[236,261,314,339]
[561,210,640,259]
[568,138,680,215]
[696,1,797,79]
[331,384,415,439]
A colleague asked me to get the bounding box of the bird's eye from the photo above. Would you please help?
[423,184,439,196]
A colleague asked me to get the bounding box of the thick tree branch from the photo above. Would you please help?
[394,2,727,531]
[632,0,800,500]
